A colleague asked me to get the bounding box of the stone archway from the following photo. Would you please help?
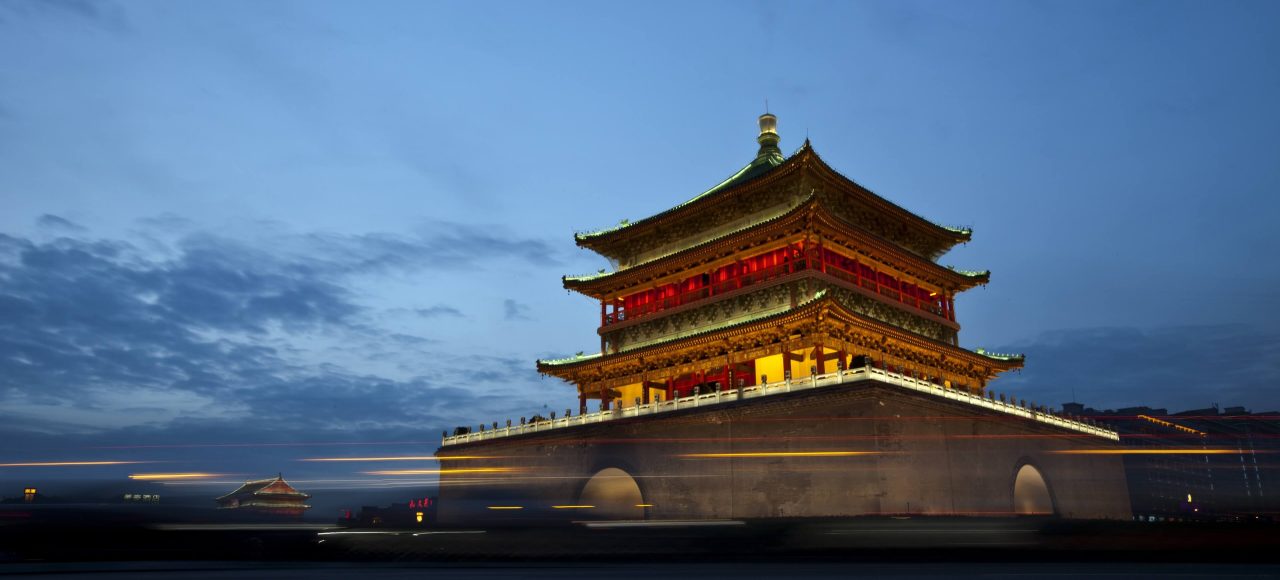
[1013,463,1054,515]
[578,467,645,519]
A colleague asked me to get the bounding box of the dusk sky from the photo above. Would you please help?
[1,0,1278,491]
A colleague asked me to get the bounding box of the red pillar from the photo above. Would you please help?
[578,392,587,414]
[666,378,674,401]
[600,300,606,326]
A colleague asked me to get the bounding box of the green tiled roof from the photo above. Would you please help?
[541,291,1024,370]
[564,191,817,284]
[564,269,613,283]
[565,199,986,287]
[575,143,789,242]
[540,291,829,368]
[948,267,990,278]
[538,351,604,367]
[974,348,1025,362]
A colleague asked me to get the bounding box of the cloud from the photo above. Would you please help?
[414,305,464,319]
[273,221,561,276]
[992,325,1280,413]
[503,299,532,321]
[0,219,559,445]
[35,214,86,232]
[0,0,128,30]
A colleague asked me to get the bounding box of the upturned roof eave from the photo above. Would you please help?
[563,197,990,298]
[799,147,973,248]
[574,142,972,264]
[572,144,801,253]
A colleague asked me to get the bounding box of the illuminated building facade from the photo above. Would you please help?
[542,113,1020,406]
[215,474,310,516]
[436,115,1132,521]
[1073,402,1280,521]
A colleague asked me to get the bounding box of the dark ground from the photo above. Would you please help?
[2,509,1279,577]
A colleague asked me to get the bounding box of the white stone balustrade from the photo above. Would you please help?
[441,367,1119,446]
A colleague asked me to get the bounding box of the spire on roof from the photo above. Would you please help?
[756,112,781,161]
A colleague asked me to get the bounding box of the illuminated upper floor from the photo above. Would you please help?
[603,241,956,328]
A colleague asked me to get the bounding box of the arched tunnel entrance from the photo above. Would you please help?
[578,467,645,519]
[1013,463,1055,516]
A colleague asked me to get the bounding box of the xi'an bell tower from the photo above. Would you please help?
[437,113,1129,523]
[539,114,1023,412]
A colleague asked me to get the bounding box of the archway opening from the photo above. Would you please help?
[1013,464,1054,516]
[578,467,645,519]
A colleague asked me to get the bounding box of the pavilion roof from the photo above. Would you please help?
[537,290,1023,373]
[574,142,787,243]
[215,474,310,501]
[574,139,972,262]
[563,193,990,297]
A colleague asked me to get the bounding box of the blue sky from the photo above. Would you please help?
[1,0,1278,488]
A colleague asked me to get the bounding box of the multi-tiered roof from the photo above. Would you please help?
[215,474,311,516]
[539,114,1021,409]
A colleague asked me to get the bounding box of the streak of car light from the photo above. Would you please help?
[0,461,148,467]
[128,472,220,480]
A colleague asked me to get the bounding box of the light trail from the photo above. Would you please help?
[0,461,146,467]
[486,506,524,510]
[299,455,498,462]
[678,451,881,459]
[128,472,220,480]
[363,467,520,475]
[551,505,595,509]
[92,441,438,450]
[1051,449,1263,455]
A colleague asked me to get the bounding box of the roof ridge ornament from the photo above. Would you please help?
[757,112,781,161]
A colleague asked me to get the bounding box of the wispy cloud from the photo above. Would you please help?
[993,325,1280,412]
[414,305,464,319]
[35,214,86,231]
[503,299,532,321]
[0,0,128,31]
[0,218,560,443]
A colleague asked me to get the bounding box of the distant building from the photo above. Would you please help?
[215,474,310,516]
[1068,402,1280,521]
[0,487,46,504]
[344,497,437,528]
[1172,406,1279,520]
